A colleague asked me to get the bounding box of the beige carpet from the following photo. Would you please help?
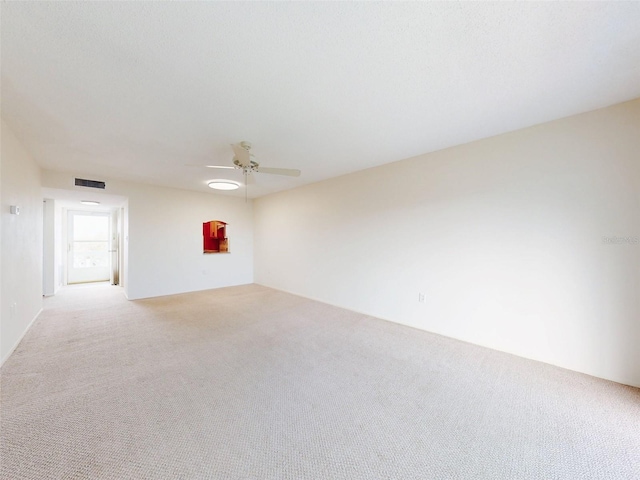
[1,284,639,479]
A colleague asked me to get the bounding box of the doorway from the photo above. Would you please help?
[67,211,111,284]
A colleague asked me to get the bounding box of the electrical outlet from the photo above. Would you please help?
[418,293,426,303]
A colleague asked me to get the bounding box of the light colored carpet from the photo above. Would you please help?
[1,284,639,479]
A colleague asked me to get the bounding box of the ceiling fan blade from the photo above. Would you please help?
[255,167,301,177]
[231,143,251,167]
[185,164,235,169]
[244,171,256,185]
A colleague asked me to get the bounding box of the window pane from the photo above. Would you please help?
[73,215,109,242]
[73,241,109,268]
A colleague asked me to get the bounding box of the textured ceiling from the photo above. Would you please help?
[2,2,640,198]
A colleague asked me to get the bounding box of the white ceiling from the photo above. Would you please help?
[2,2,640,198]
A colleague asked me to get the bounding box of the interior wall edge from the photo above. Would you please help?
[0,307,42,368]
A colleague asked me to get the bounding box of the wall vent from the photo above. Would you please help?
[75,178,106,189]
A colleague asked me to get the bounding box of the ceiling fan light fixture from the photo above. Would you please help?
[207,180,240,191]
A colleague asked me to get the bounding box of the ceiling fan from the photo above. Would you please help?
[191,141,301,186]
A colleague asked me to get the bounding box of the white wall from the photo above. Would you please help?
[125,183,253,299]
[254,99,640,387]
[42,172,253,300]
[42,198,55,296]
[54,201,63,293]
[0,122,2,360]
[1,119,43,364]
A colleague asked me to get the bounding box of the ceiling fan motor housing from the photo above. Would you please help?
[233,157,259,173]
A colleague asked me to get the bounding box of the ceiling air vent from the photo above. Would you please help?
[75,178,106,189]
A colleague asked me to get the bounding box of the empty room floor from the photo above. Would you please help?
[1,284,639,479]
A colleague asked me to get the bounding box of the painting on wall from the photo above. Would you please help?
[203,220,229,254]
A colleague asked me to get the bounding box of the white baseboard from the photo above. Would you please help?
[1,308,43,367]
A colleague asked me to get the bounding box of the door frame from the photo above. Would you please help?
[66,210,112,285]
